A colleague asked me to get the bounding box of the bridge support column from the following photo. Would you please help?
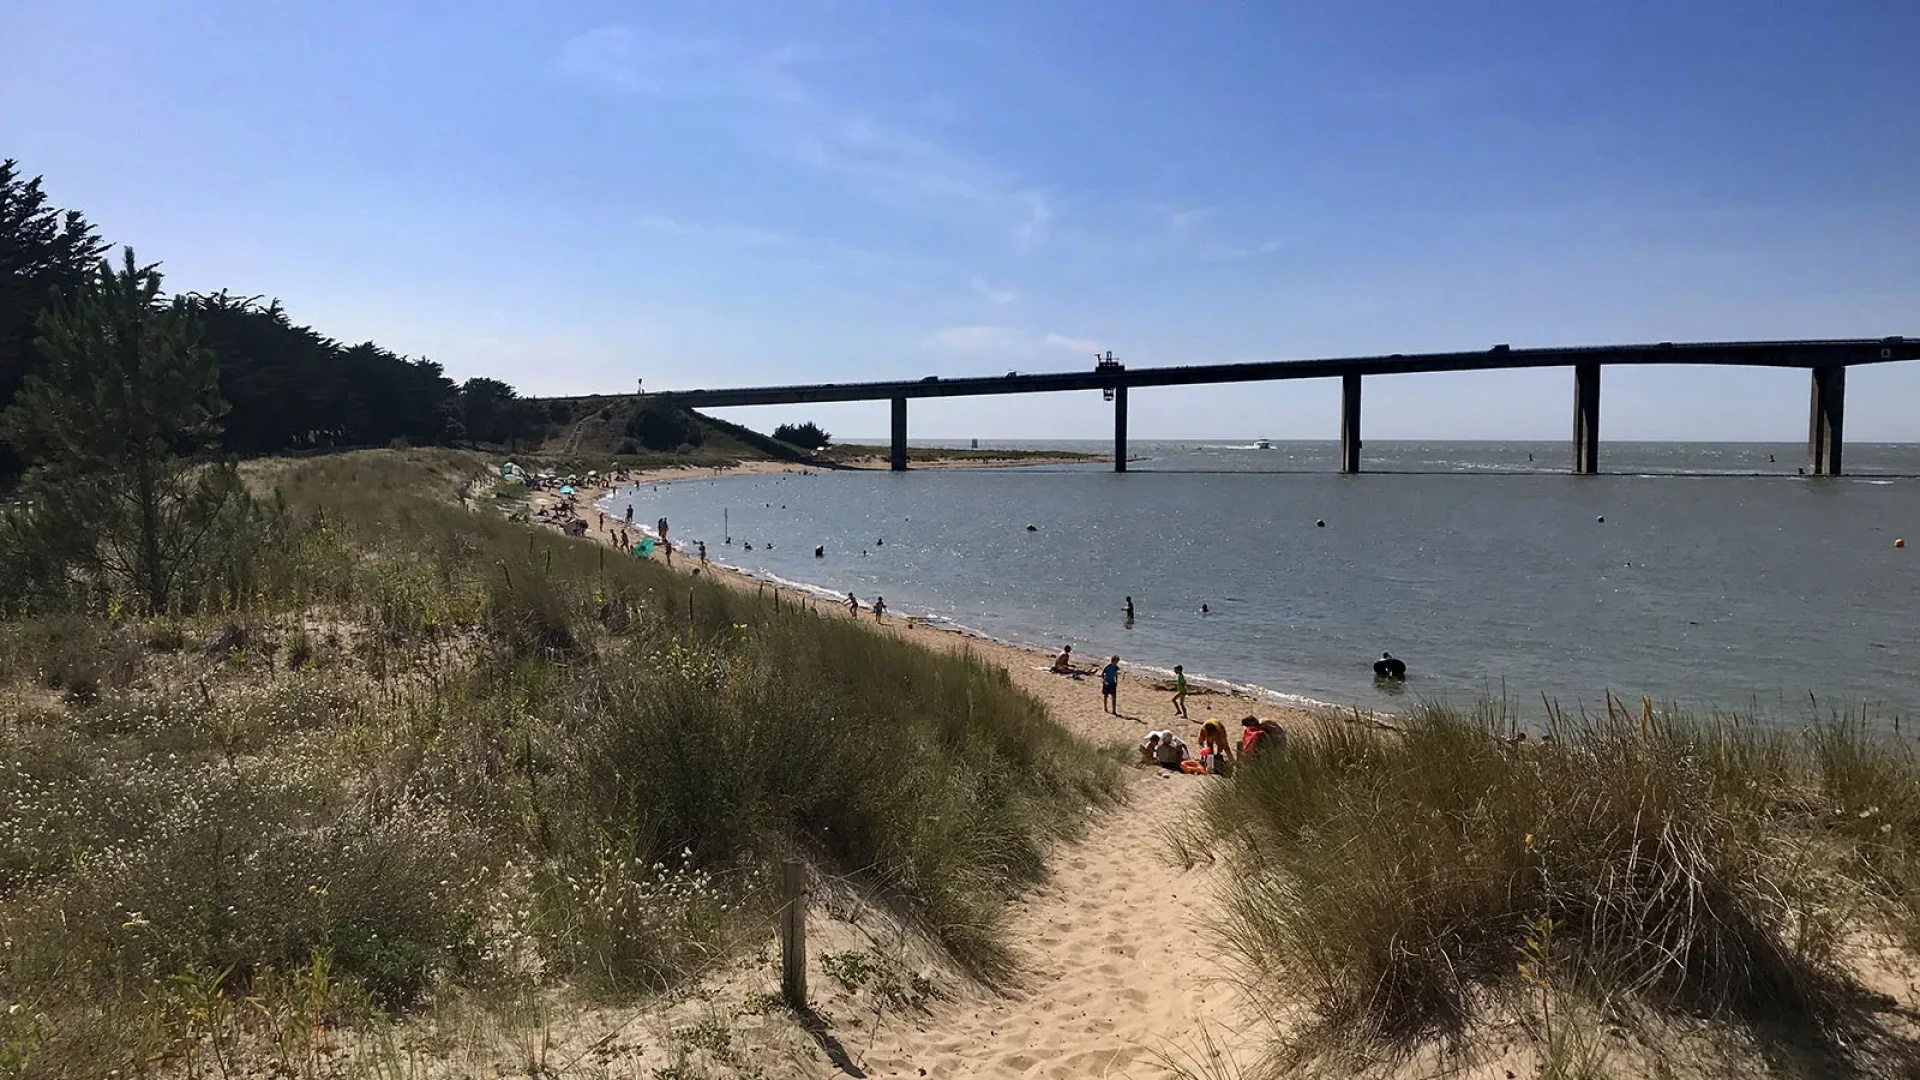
[889,397,908,471]
[1573,362,1600,474]
[1113,385,1128,473]
[1808,365,1845,476]
[1339,374,1362,473]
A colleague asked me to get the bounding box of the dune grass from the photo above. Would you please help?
[1179,698,1920,1077]
[0,448,1118,1076]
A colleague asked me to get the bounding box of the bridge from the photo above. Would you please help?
[654,337,1917,475]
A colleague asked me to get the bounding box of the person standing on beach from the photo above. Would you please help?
[1171,665,1189,718]
[698,540,708,563]
[1101,655,1121,715]
[873,596,887,622]
[660,517,670,543]
[846,592,860,617]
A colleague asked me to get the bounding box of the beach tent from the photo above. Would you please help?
[559,485,575,495]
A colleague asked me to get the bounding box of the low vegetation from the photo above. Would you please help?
[1178,699,1920,1076]
[0,448,1118,1075]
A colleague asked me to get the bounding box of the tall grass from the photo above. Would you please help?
[1181,699,1920,1074]
[0,449,1119,1075]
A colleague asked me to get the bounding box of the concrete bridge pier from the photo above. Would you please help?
[1113,385,1128,473]
[1573,362,1600,474]
[1340,374,1362,473]
[890,396,908,471]
[1808,365,1845,475]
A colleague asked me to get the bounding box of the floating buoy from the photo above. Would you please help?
[1025,523,1038,532]
[1315,519,1326,528]
[1898,538,1908,548]
[1596,515,1605,523]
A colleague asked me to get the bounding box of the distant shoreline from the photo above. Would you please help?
[558,465,1363,737]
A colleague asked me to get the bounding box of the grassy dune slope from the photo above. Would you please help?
[0,449,1118,1077]
[1178,700,1920,1078]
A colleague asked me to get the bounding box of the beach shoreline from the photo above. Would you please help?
[528,465,1326,746]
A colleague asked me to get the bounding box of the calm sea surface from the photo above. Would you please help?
[604,442,1920,725]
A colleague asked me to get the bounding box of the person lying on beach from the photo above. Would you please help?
[1051,645,1076,674]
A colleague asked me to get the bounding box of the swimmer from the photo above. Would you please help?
[1373,651,1407,680]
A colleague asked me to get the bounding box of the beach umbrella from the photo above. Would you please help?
[560,485,575,495]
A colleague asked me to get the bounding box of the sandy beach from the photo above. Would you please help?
[519,467,1310,1076]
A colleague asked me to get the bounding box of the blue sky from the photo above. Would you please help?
[5,0,1918,441]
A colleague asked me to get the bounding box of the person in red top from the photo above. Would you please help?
[1239,717,1264,756]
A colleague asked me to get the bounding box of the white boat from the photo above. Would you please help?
[1255,438,1272,450]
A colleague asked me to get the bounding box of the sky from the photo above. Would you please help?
[4,0,1918,441]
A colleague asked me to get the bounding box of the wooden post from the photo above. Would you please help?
[780,859,807,1006]
[1573,362,1600,474]
[1113,385,1128,473]
[1340,373,1362,474]
[1808,364,1845,476]
[890,397,908,472]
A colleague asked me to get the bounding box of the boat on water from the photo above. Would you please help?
[1255,438,1272,450]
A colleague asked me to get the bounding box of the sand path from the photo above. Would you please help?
[852,769,1253,1079]
[529,473,1315,1078]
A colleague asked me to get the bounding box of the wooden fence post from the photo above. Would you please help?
[780,859,807,1007]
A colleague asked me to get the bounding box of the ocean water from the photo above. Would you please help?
[605,441,1920,723]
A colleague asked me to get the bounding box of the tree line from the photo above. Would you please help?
[1,158,549,476]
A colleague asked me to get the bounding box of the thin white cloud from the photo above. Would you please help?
[636,213,793,248]
[558,26,1054,251]
[924,326,1099,353]
[1158,205,1212,237]
[555,27,724,95]
[924,325,1025,350]
[1205,240,1284,260]
[1042,332,1100,353]
[970,276,1018,305]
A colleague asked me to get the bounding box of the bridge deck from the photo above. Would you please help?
[656,337,1912,408]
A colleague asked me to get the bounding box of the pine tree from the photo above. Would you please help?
[0,158,109,477]
[4,248,250,613]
